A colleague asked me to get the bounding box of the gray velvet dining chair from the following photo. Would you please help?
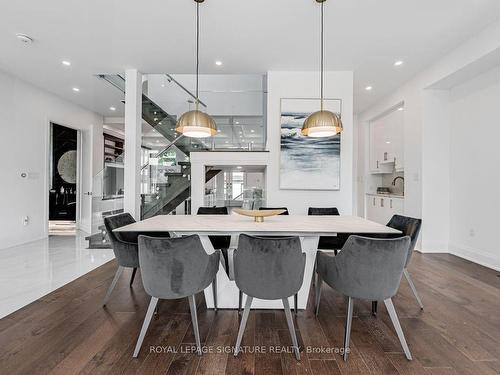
[233,234,305,361]
[197,206,231,272]
[102,213,170,306]
[315,235,412,361]
[371,214,423,315]
[133,235,219,358]
[239,206,298,315]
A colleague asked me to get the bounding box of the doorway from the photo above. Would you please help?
[48,123,79,235]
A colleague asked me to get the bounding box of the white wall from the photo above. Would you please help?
[0,69,103,249]
[357,18,500,255]
[266,71,354,215]
[447,66,500,270]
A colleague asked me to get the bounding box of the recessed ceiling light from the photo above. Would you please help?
[217,129,221,133]
[250,130,255,133]
[365,86,373,91]
[215,60,223,66]
[386,141,391,144]
[109,106,116,111]
[394,60,404,67]
[62,60,71,66]
[72,87,80,92]
[237,166,242,169]
[397,107,404,111]
[16,34,34,44]
[235,121,240,124]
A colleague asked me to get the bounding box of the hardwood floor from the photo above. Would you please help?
[0,253,499,375]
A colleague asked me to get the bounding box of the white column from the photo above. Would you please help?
[124,69,142,219]
[190,162,205,214]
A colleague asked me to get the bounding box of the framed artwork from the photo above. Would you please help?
[279,98,342,190]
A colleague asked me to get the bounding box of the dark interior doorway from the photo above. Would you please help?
[49,123,78,223]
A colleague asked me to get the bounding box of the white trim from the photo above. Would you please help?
[449,242,500,271]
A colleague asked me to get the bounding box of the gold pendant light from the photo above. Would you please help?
[302,0,343,138]
[176,0,217,138]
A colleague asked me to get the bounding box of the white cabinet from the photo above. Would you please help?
[369,108,404,173]
[365,195,404,224]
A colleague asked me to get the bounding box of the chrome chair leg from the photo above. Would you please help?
[403,269,423,309]
[343,297,354,361]
[234,296,253,356]
[188,294,202,355]
[283,298,301,360]
[384,298,412,360]
[102,266,124,306]
[133,297,159,357]
[372,301,378,316]
[238,290,243,314]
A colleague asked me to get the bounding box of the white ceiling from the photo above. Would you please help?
[1,0,500,115]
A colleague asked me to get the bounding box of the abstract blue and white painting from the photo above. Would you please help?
[280,98,341,190]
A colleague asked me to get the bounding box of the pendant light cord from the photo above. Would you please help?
[320,1,324,111]
[196,2,200,110]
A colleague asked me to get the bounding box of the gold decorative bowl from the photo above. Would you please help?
[233,208,286,222]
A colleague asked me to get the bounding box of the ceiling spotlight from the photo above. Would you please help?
[16,34,34,44]
[62,60,71,66]
[72,87,80,92]
[215,60,223,66]
[109,106,116,111]
[365,86,373,91]
[394,60,404,67]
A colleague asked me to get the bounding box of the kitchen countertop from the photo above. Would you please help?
[366,193,404,199]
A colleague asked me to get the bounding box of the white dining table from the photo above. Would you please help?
[115,214,401,310]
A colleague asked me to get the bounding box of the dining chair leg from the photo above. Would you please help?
[188,294,202,356]
[130,268,137,286]
[384,298,412,360]
[212,276,218,312]
[102,266,124,306]
[403,269,423,309]
[238,290,243,314]
[234,296,253,356]
[133,297,158,357]
[283,298,301,361]
[315,274,323,317]
[372,301,378,316]
[312,259,317,287]
[343,296,354,361]
[294,293,298,316]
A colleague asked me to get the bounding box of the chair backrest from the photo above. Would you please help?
[318,235,410,301]
[308,207,340,216]
[197,206,228,215]
[138,235,219,299]
[104,213,140,268]
[258,207,289,215]
[234,234,305,300]
[387,215,422,267]
[104,212,138,244]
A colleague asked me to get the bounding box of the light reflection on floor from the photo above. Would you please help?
[0,232,114,318]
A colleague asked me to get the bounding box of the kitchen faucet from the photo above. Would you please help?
[392,176,404,186]
[392,176,405,195]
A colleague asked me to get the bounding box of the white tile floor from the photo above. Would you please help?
[0,232,114,319]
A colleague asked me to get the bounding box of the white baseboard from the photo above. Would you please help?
[449,242,500,272]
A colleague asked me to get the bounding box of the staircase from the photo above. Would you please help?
[87,75,215,248]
